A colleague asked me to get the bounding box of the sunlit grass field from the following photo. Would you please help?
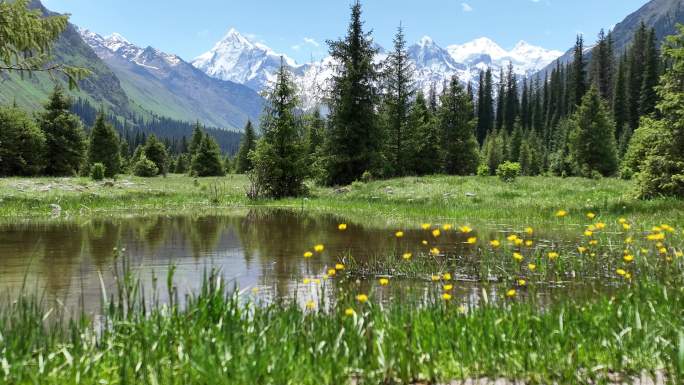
[1,174,682,227]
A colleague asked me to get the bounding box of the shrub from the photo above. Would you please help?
[496,161,521,182]
[477,164,490,177]
[360,170,374,183]
[133,154,159,177]
[90,163,106,181]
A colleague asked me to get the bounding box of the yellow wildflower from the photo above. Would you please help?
[444,284,454,291]
[467,237,477,244]
[525,240,534,247]
[513,252,524,262]
[622,223,631,230]
[443,224,454,231]
[442,293,452,301]
[675,250,683,258]
[303,251,314,258]
[589,240,599,246]
[395,231,405,238]
[625,237,633,244]
[306,300,316,310]
[507,234,519,242]
[430,247,440,255]
[514,238,524,246]
[338,223,348,231]
[528,263,537,271]
[525,227,534,235]
[578,247,587,254]
[459,225,472,233]
[517,279,526,286]
[555,210,568,217]
[584,230,593,237]
[432,229,441,238]
[618,218,627,224]
[623,254,634,263]
[595,222,606,230]
[402,252,413,260]
[303,278,311,284]
[421,223,431,230]
[335,264,345,270]
[616,269,626,276]
[422,240,429,245]
[356,294,369,303]
[506,289,517,298]
[345,308,355,316]
[490,239,501,248]
[314,244,325,253]
[431,275,440,282]
[647,232,665,241]
[587,212,596,219]
[328,269,337,276]
[659,247,668,255]
[379,278,389,286]
[548,251,559,260]
[443,273,452,281]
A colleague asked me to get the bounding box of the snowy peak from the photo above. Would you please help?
[447,37,508,62]
[79,28,182,69]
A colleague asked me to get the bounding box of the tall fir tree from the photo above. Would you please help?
[639,28,660,117]
[88,112,121,178]
[323,1,381,185]
[495,67,505,131]
[0,106,46,176]
[476,69,494,145]
[250,59,309,198]
[382,24,415,176]
[569,35,587,111]
[235,120,257,173]
[590,30,614,101]
[569,86,618,177]
[613,55,629,140]
[407,92,442,175]
[437,75,480,175]
[191,134,225,177]
[627,23,649,131]
[188,122,204,156]
[503,62,519,133]
[39,86,87,176]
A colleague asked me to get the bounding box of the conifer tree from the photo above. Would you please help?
[569,35,587,110]
[323,1,381,185]
[636,25,684,198]
[482,130,506,175]
[639,28,660,117]
[495,67,505,131]
[437,76,479,175]
[408,92,442,175]
[613,55,629,140]
[191,134,225,177]
[250,60,308,197]
[235,120,257,173]
[627,23,648,130]
[143,135,169,176]
[591,30,614,101]
[503,62,519,133]
[39,86,87,176]
[382,24,415,176]
[188,122,204,156]
[304,109,325,156]
[568,86,618,177]
[0,106,46,176]
[88,112,121,178]
[476,69,494,145]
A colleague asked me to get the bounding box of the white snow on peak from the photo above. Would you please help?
[79,29,183,69]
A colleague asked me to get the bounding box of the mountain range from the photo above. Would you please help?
[191,30,564,108]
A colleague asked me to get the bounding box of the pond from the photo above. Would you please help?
[0,209,610,314]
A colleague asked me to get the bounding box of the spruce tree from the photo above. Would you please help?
[613,56,629,140]
[408,92,442,175]
[568,86,618,177]
[191,135,225,177]
[323,1,381,185]
[627,23,648,130]
[304,109,325,156]
[438,76,479,175]
[503,62,518,133]
[250,59,308,197]
[639,28,660,117]
[637,25,684,198]
[482,130,505,175]
[0,105,46,176]
[570,35,587,110]
[382,24,415,176]
[188,122,204,156]
[88,112,121,178]
[39,86,87,176]
[235,120,257,173]
[591,30,613,101]
[495,67,505,131]
[143,135,169,176]
[476,69,494,145]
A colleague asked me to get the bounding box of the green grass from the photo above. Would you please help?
[1,174,682,228]
[1,258,682,384]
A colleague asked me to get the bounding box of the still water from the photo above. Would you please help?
[0,209,602,313]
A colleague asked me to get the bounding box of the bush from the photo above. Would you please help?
[476,164,490,177]
[133,154,159,177]
[91,163,106,181]
[496,161,521,182]
[360,170,374,183]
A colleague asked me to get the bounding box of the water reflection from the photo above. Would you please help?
[0,209,605,314]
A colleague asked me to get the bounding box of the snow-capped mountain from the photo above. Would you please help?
[192,28,563,109]
[78,28,264,130]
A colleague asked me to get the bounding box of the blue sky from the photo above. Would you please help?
[43,0,649,63]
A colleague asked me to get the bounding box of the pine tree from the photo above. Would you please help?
[613,55,629,140]
[438,76,480,175]
[143,135,169,176]
[39,86,87,176]
[323,1,381,185]
[627,23,648,130]
[495,67,505,131]
[188,122,204,156]
[191,135,225,177]
[569,86,618,177]
[250,59,308,197]
[591,30,613,101]
[637,25,684,198]
[235,120,257,173]
[408,92,442,175]
[304,109,325,156]
[570,35,587,110]
[639,28,660,117]
[482,130,506,175]
[382,24,415,176]
[476,69,494,145]
[88,112,121,178]
[503,62,519,133]
[0,105,46,176]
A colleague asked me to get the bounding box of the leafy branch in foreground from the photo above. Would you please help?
[0,0,90,88]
